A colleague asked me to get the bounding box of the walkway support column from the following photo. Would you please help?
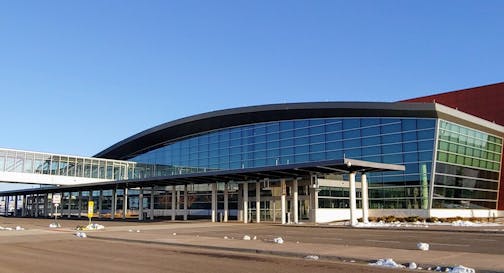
[171,186,176,221]
[98,190,103,219]
[255,181,260,223]
[34,194,39,217]
[4,196,9,216]
[77,191,82,218]
[361,173,369,224]
[183,184,188,221]
[150,187,155,220]
[211,183,217,222]
[122,188,128,219]
[223,182,228,222]
[237,184,243,222]
[281,179,286,224]
[293,179,299,224]
[138,187,144,221]
[14,195,18,217]
[349,172,357,227]
[22,195,26,217]
[67,192,72,218]
[243,182,248,224]
[44,193,49,217]
[111,188,117,220]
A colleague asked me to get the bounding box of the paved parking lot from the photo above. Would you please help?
[0,217,503,273]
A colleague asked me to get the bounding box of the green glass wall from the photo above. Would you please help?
[433,120,502,209]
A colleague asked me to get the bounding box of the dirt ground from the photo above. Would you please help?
[0,217,408,273]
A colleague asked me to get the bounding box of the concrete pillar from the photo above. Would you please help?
[281,179,286,224]
[138,187,144,221]
[150,187,155,220]
[272,200,276,223]
[256,182,260,223]
[123,188,128,219]
[223,182,228,222]
[243,182,248,224]
[171,185,176,221]
[4,196,9,216]
[349,172,357,227]
[98,190,103,219]
[67,192,72,218]
[22,195,26,217]
[78,191,82,218]
[14,195,18,217]
[211,183,217,222]
[237,184,243,222]
[293,179,299,224]
[309,185,319,223]
[361,173,369,224]
[44,193,49,217]
[111,188,117,220]
[183,184,188,221]
[34,194,39,217]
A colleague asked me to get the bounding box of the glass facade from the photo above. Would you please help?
[131,117,438,209]
[0,148,133,181]
[433,120,502,209]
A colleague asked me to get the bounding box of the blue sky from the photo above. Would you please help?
[1,1,503,157]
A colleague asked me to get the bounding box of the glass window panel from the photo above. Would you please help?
[402,119,417,131]
[362,136,380,146]
[343,119,360,129]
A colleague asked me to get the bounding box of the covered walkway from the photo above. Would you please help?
[0,158,404,225]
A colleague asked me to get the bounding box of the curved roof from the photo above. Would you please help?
[94,101,503,160]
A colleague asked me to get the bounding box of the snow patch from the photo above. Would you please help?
[369,258,405,268]
[75,232,87,238]
[273,237,284,244]
[86,223,104,230]
[15,226,24,231]
[408,262,417,269]
[304,255,319,260]
[448,265,475,273]
[49,223,60,228]
[242,235,251,240]
[417,242,430,251]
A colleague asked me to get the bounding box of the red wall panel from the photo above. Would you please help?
[403,82,504,210]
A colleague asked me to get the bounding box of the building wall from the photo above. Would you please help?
[130,117,438,210]
[404,82,504,210]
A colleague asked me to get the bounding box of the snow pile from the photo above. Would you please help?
[253,236,257,240]
[49,223,60,228]
[243,235,251,240]
[408,262,417,269]
[450,220,496,227]
[448,265,475,273]
[273,237,284,244]
[417,242,429,251]
[369,258,405,268]
[354,221,429,228]
[0,226,23,231]
[304,255,319,260]
[75,232,87,238]
[223,236,229,240]
[172,232,176,236]
[86,223,104,230]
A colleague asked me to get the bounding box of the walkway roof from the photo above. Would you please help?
[0,158,404,196]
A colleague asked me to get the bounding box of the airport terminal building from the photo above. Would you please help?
[1,83,503,224]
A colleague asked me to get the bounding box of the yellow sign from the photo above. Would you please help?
[87,201,94,218]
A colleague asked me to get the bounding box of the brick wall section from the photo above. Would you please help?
[403,82,504,210]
